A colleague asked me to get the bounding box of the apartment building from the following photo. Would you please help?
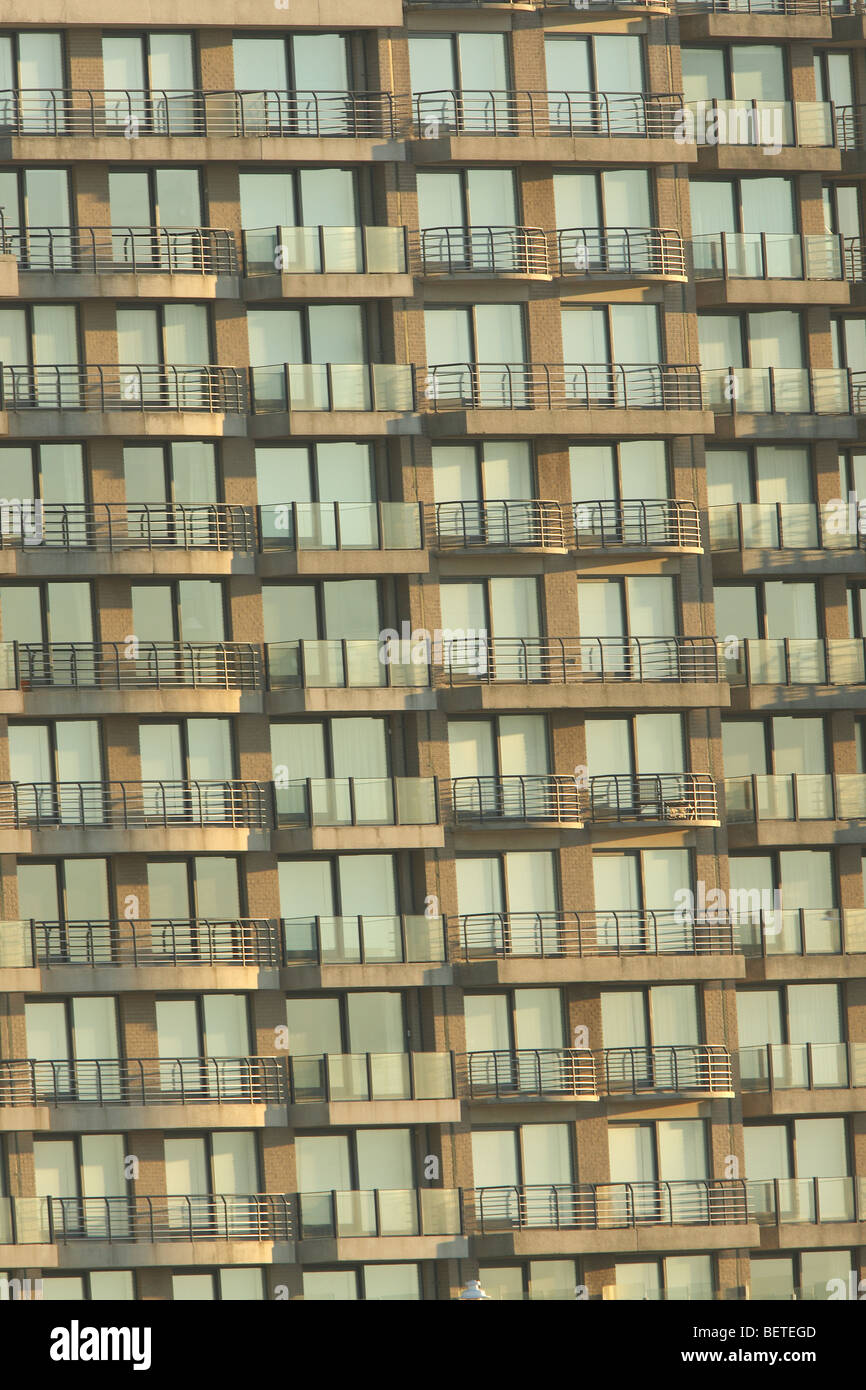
[0,0,864,1304]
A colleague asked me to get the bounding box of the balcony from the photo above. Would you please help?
[679,0,845,11]
[573,498,702,550]
[414,226,549,277]
[422,364,707,436]
[0,221,237,283]
[584,773,719,825]
[453,909,738,960]
[0,1194,294,1247]
[747,1175,866,1226]
[0,502,254,556]
[0,1056,290,1110]
[446,774,583,827]
[694,231,850,307]
[295,1188,463,1243]
[405,0,670,8]
[0,781,271,838]
[684,99,840,168]
[412,90,684,142]
[0,365,247,433]
[258,501,424,572]
[273,777,443,851]
[723,637,866,696]
[446,773,718,826]
[702,367,858,439]
[426,499,567,550]
[242,225,411,298]
[740,1040,866,1093]
[595,1045,734,1096]
[708,502,863,558]
[725,772,866,836]
[0,89,396,140]
[0,917,282,970]
[736,906,866,956]
[467,1180,751,1236]
[459,1044,732,1100]
[268,639,429,692]
[249,363,415,430]
[285,1052,455,1107]
[552,227,687,279]
[0,641,261,697]
[283,913,447,967]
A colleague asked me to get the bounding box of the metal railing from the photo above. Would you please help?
[0,781,271,829]
[736,907,866,957]
[446,774,584,824]
[0,1056,289,1106]
[8,642,261,691]
[596,1045,734,1095]
[423,363,703,410]
[295,1187,462,1239]
[740,1041,866,1092]
[259,500,422,551]
[0,223,237,275]
[684,99,836,148]
[5,917,283,968]
[0,364,247,413]
[0,88,395,138]
[585,773,719,823]
[702,366,854,414]
[426,498,567,549]
[446,772,718,824]
[725,772,866,822]
[844,236,866,281]
[554,227,686,278]
[0,1193,294,1244]
[406,0,670,7]
[678,0,848,12]
[412,90,683,138]
[722,637,866,687]
[0,502,253,551]
[282,913,447,965]
[708,502,859,552]
[286,1051,454,1103]
[414,226,549,276]
[243,224,408,276]
[460,1048,598,1099]
[693,231,844,281]
[453,910,738,959]
[249,362,414,413]
[747,1175,866,1226]
[275,776,438,828]
[467,1180,749,1233]
[573,498,701,548]
[834,104,866,150]
[267,639,429,691]
[436,636,720,684]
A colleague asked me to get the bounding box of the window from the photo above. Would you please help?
[682,44,792,145]
[108,168,203,267]
[584,713,686,775]
[279,852,408,962]
[156,995,250,1095]
[424,303,526,407]
[691,176,817,279]
[0,32,65,131]
[706,445,816,548]
[430,442,536,547]
[139,718,234,786]
[472,1123,573,1226]
[302,1264,421,1300]
[577,575,678,676]
[729,849,838,953]
[448,715,550,817]
[722,716,831,819]
[247,304,369,410]
[0,445,85,542]
[163,1132,260,1232]
[256,442,377,548]
[409,32,510,134]
[479,1261,578,1301]
[0,168,71,268]
[271,716,393,824]
[592,848,693,951]
[416,169,520,271]
[600,986,701,1090]
[455,850,558,955]
[122,442,221,548]
[749,1250,852,1300]
[561,304,662,405]
[172,1269,264,1301]
[9,721,103,823]
[745,1117,851,1222]
[737,984,845,1088]
[40,1272,135,1300]
[232,33,354,134]
[699,310,816,411]
[609,1119,708,1219]
[544,35,646,134]
[295,1128,417,1235]
[0,305,79,407]
[102,32,196,134]
[611,1256,714,1301]
[33,1134,128,1238]
[25,995,119,1099]
[17,858,111,962]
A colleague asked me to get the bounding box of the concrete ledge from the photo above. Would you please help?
[271,825,445,852]
[3,828,271,855]
[0,410,246,439]
[0,0,401,23]
[730,683,866,712]
[437,681,729,711]
[0,255,18,297]
[0,690,262,717]
[713,412,857,441]
[288,1098,461,1128]
[298,1235,468,1263]
[696,145,841,174]
[678,12,832,39]
[250,410,422,438]
[711,547,866,579]
[258,549,429,577]
[0,1102,282,1132]
[424,408,714,438]
[1,137,408,166]
[454,956,746,986]
[696,278,851,309]
[243,272,414,302]
[0,965,283,994]
[470,1222,760,1257]
[0,551,254,577]
[726,820,866,847]
[0,1239,296,1268]
[412,135,697,167]
[13,271,242,301]
[266,688,437,715]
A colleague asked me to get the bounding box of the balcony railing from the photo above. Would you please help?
[259,501,422,551]
[702,366,854,414]
[0,222,237,275]
[740,1041,866,1091]
[4,641,261,691]
[423,363,703,410]
[554,227,686,277]
[460,1048,598,1099]
[596,1045,734,1095]
[452,909,738,959]
[414,226,549,276]
[446,773,718,824]
[275,776,438,828]
[296,1188,462,1239]
[0,364,247,412]
[250,362,414,413]
[684,99,836,148]
[574,498,702,548]
[0,1056,290,1106]
[835,105,866,151]
[725,772,866,821]
[436,635,720,685]
[0,502,254,552]
[406,0,670,8]
[243,224,408,276]
[0,781,271,829]
[708,502,860,551]
[467,1180,749,1233]
[722,637,866,687]
[747,1175,866,1226]
[286,1051,454,1103]
[426,499,567,549]
[282,913,447,965]
[412,90,683,139]
[446,774,584,824]
[694,231,844,281]
[267,639,428,691]
[0,917,282,968]
[584,772,719,823]
[737,907,866,956]
[678,0,848,12]
[0,89,395,138]
[0,1193,294,1245]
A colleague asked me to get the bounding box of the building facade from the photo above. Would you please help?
[0,0,864,1302]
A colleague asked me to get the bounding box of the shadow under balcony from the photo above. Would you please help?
[725,771,866,844]
[694,230,851,307]
[450,909,744,984]
[242,224,412,300]
[740,1041,866,1115]
[0,780,272,855]
[284,1051,459,1127]
[466,1180,756,1257]
[258,501,427,576]
[272,775,443,852]
[704,366,858,440]
[0,501,255,578]
[0,364,248,438]
[0,221,239,300]
[723,637,866,710]
[249,362,418,438]
[434,635,725,711]
[0,1193,295,1269]
[0,640,262,715]
[709,502,866,578]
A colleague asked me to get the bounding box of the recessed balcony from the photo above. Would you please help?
[747,1175,866,1227]
[736,906,865,957]
[285,1051,456,1113]
[446,774,583,827]
[694,231,851,306]
[242,225,411,299]
[283,913,447,968]
[426,499,568,551]
[259,501,426,578]
[584,772,720,825]
[686,99,841,172]
[410,90,687,154]
[0,503,254,572]
[708,502,865,566]
[0,222,238,298]
[445,772,719,826]
[0,1055,289,1113]
[414,226,550,278]
[405,0,669,8]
